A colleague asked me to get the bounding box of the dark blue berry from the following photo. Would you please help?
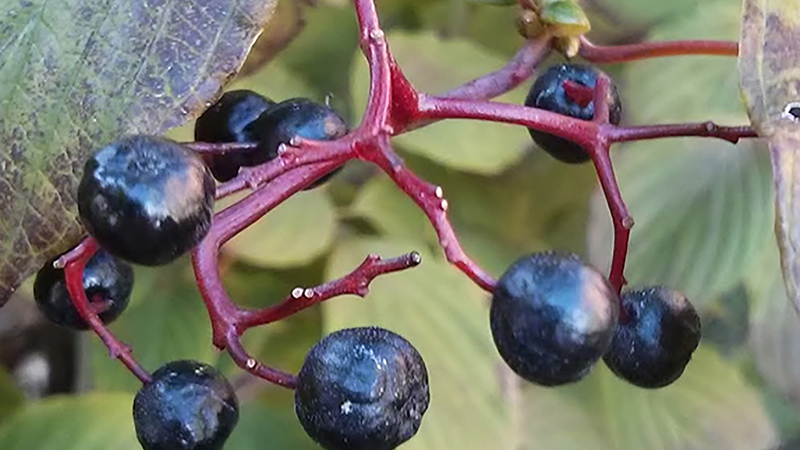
[525,64,622,163]
[78,135,215,266]
[33,248,133,330]
[133,360,239,450]
[603,287,701,388]
[251,98,349,189]
[194,90,276,181]
[490,251,619,386]
[295,327,430,450]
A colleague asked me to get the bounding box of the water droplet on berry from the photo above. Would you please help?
[435,186,443,198]
[304,289,315,299]
[292,287,304,299]
[440,199,449,211]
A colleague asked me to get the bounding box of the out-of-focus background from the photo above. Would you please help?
[0,0,796,448]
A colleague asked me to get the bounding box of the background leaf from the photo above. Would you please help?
[324,238,516,450]
[225,190,337,268]
[0,392,138,450]
[524,347,777,450]
[588,0,773,308]
[0,0,278,306]
[226,402,319,450]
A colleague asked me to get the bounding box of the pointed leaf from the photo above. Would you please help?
[0,0,278,306]
[739,0,800,313]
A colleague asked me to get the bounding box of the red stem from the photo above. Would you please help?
[439,36,553,101]
[60,237,152,384]
[75,0,761,386]
[238,252,421,328]
[578,36,738,63]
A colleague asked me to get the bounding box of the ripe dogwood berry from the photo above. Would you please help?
[250,98,349,189]
[295,327,430,450]
[603,286,701,388]
[525,63,622,163]
[33,248,133,330]
[490,251,619,385]
[78,135,215,266]
[194,90,276,181]
[133,360,239,450]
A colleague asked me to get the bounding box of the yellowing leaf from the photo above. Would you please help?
[739,0,800,312]
[0,0,278,306]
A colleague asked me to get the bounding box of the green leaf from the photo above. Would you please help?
[538,0,591,37]
[224,190,337,268]
[739,0,800,315]
[587,136,772,308]
[538,347,777,450]
[0,0,278,306]
[349,31,530,174]
[0,368,23,424]
[408,153,596,255]
[0,392,139,450]
[91,263,215,393]
[520,386,610,450]
[349,176,438,245]
[348,172,537,276]
[587,1,774,308]
[324,238,516,450]
[226,402,318,450]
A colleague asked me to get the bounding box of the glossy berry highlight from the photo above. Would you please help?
[524,63,622,163]
[490,251,619,386]
[194,90,276,181]
[133,360,239,450]
[295,326,430,450]
[603,286,701,388]
[33,248,133,330]
[251,98,349,188]
[78,135,216,266]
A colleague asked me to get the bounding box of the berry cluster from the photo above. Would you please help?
[32,0,753,449]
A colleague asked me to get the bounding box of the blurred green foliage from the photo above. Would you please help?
[1,0,798,449]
